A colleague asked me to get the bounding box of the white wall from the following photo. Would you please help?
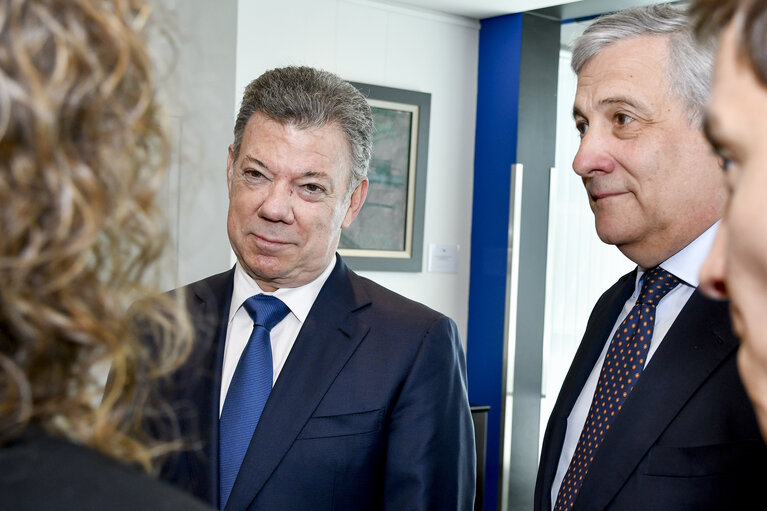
[235,0,480,341]
[157,0,238,289]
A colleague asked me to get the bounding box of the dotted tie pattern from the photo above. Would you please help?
[553,267,679,511]
[219,294,290,509]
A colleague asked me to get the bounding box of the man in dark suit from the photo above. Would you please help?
[157,66,475,511]
[535,5,767,511]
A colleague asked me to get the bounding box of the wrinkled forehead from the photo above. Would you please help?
[574,36,673,112]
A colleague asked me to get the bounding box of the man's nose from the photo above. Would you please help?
[699,224,729,299]
[572,128,616,177]
[258,182,295,223]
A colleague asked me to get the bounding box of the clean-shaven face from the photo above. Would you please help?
[226,112,367,291]
[572,34,726,268]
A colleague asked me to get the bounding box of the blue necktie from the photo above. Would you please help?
[218,294,290,509]
[554,267,679,511]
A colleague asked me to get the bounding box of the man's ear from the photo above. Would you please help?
[341,179,369,229]
[226,145,235,197]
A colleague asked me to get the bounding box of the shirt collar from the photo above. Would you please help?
[636,220,720,288]
[229,255,337,324]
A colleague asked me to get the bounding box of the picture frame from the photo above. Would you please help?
[339,81,431,272]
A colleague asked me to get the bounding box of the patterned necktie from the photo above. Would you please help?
[218,294,290,509]
[554,267,680,511]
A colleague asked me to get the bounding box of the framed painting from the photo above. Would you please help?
[339,82,431,272]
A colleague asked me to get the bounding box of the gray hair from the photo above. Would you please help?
[571,4,714,126]
[232,66,373,193]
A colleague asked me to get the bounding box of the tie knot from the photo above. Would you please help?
[243,294,290,331]
[637,267,679,306]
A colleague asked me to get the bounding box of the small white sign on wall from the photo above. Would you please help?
[428,244,459,273]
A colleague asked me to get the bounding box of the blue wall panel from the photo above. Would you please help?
[468,13,522,511]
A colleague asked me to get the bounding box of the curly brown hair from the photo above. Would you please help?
[0,0,192,471]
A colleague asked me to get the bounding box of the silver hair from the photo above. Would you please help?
[232,66,373,193]
[571,4,714,126]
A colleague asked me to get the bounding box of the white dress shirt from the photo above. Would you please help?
[550,221,720,506]
[218,257,336,416]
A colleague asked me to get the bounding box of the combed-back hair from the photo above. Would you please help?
[571,3,715,126]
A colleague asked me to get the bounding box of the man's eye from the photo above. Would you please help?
[615,113,634,126]
[303,183,325,193]
[575,120,588,137]
[244,169,265,179]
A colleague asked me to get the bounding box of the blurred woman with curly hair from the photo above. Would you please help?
[0,0,213,508]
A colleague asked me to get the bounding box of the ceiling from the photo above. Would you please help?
[377,0,666,20]
[377,0,580,19]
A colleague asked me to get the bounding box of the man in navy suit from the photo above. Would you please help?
[157,66,475,511]
[535,5,767,511]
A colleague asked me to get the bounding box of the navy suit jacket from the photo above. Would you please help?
[158,256,476,511]
[535,270,767,511]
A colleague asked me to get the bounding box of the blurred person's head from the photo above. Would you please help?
[570,4,725,268]
[694,0,767,439]
[226,66,373,291]
[0,0,190,469]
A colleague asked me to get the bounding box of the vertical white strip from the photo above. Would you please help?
[500,162,524,511]
[541,165,559,402]
[505,163,524,395]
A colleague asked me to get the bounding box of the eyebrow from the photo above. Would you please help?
[240,155,330,180]
[573,95,652,119]
[242,155,268,170]
[298,170,331,181]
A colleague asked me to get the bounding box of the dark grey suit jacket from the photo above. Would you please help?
[158,255,476,511]
[535,270,767,511]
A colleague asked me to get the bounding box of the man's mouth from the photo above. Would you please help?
[252,233,291,250]
[590,190,627,201]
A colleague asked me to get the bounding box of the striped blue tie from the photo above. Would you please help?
[218,294,290,509]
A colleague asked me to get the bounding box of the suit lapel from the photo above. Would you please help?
[576,291,737,511]
[537,271,636,511]
[225,257,370,511]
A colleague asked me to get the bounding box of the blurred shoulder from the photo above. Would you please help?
[0,428,214,511]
